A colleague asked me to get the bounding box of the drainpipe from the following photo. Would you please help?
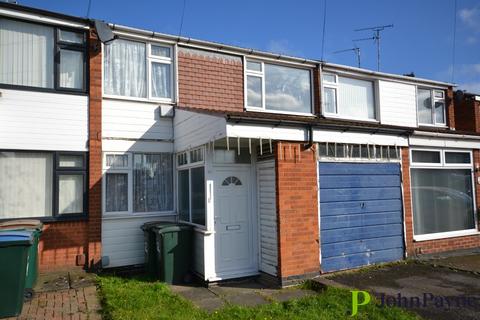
[304,125,314,149]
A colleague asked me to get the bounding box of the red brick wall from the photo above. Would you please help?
[454,94,479,132]
[446,87,455,130]
[177,47,244,112]
[39,222,88,272]
[401,147,480,256]
[275,142,319,283]
[87,28,103,269]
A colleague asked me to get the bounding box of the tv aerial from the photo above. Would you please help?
[354,24,393,71]
[333,46,361,68]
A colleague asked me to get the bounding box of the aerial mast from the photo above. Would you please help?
[354,24,393,71]
[333,46,361,68]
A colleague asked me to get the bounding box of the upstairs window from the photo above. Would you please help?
[0,18,86,92]
[417,89,446,126]
[104,39,174,101]
[246,60,312,114]
[322,73,376,120]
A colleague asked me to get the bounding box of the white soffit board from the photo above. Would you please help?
[409,136,480,149]
[313,129,408,146]
[226,123,307,141]
[0,8,88,29]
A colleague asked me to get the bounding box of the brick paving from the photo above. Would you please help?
[4,271,101,320]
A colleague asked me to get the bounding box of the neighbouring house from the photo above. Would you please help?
[0,2,479,286]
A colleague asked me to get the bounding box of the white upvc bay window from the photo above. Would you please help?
[410,149,477,241]
[322,73,376,121]
[104,38,174,102]
[245,60,313,114]
[103,152,174,215]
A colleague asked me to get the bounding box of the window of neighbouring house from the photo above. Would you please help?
[0,18,86,92]
[246,60,312,114]
[0,151,87,219]
[417,88,446,126]
[176,147,206,227]
[322,73,376,120]
[410,149,476,240]
[103,38,174,101]
[103,152,174,214]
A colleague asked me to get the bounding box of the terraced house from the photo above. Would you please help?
[1,2,479,286]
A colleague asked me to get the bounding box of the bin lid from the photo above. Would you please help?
[141,221,176,231]
[0,231,34,247]
[153,224,192,234]
[0,219,43,231]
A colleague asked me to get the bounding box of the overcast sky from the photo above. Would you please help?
[20,0,480,93]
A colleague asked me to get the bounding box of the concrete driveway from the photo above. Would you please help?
[329,258,480,320]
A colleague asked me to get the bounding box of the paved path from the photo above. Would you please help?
[5,270,101,320]
[329,262,480,320]
[170,279,316,312]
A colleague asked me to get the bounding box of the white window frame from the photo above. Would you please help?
[317,142,402,163]
[321,73,378,122]
[416,88,447,127]
[409,148,478,241]
[244,58,314,116]
[102,39,176,104]
[102,152,175,217]
[176,146,206,229]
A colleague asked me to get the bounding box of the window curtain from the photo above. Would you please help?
[105,173,128,212]
[0,18,54,88]
[151,62,171,98]
[104,39,146,97]
[59,50,83,89]
[0,152,53,218]
[58,175,83,214]
[417,89,432,124]
[338,77,375,119]
[411,169,475,235]
[133,154,173,212]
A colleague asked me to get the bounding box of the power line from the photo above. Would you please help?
[451,0,457,83]
[86,0,92,18]
[178,0,187,37]
[320,0,327,61]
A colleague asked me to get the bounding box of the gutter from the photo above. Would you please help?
[226,115,412,136]
[412,130,480,141]
[109,24,318,66]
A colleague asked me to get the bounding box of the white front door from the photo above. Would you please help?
[214,166,256,277]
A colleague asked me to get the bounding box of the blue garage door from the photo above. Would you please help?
[319,162,404,272]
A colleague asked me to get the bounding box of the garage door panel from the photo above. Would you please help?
[321,211,402,230]
[321,247,405,272]
[319,162,404,272]
[320,199,402,216]
[320,187,400,202]
[321,235,404,258]
[319,163,401,175]
[320,175,400,189]
[321,223,403,244]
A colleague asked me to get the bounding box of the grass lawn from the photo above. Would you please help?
[98,275,420,320]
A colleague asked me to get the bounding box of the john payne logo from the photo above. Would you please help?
[350,290,479,316]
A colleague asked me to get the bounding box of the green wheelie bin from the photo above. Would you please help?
[0,231,33,318]
[0,219,43,298]
[141,221,175,278]
[153,224,193,284]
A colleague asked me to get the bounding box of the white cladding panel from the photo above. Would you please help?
[378,80,417,127]
[102,98,173,140]
[102,214,175,268]
[257,159,278,276]
[174,109,226,152]
[0,89,88,151]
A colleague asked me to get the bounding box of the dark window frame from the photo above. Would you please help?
[0,16,88,95]
[0,150,89,223]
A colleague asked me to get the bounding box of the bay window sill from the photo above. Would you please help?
[245,107,315,117]
[103,94,175,105]
[414,229,480,242]
[102,211,176,220]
